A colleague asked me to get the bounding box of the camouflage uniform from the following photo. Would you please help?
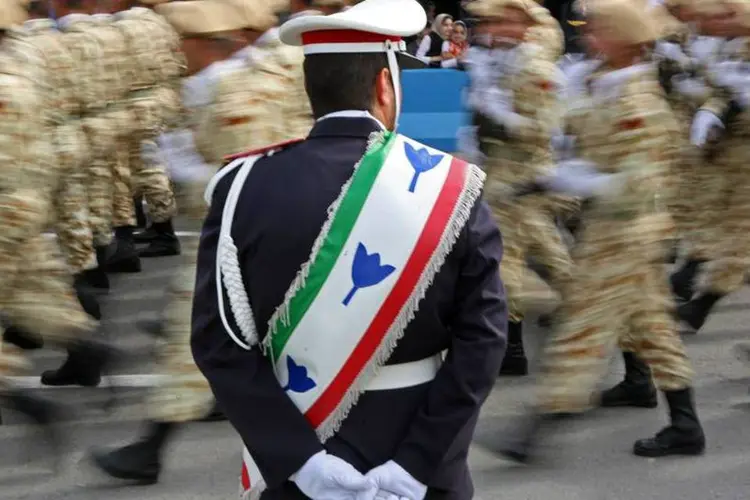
[86,14,137,233]
[0,48,95,381]
[5,19,96,276]
[114,7,180,227]
[480,42,570,323]
[537,64,691,413]
[687,39,750,295]
[57,14,117,249]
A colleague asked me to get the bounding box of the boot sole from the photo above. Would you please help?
[633,443,706,458]
[91,454,159,485]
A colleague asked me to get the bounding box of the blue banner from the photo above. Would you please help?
[400,69,470,153]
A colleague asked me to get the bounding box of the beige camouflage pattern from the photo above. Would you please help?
[6,19,96,274]
[536,64,691,414]
[147,38,311,421]
[692,37,750,294]
[480,43,571,322]
[58,15,116,246]
[115,8,183,226]
[86,14,137,231]
[0,53,94,378]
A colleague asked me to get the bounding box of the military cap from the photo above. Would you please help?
[279,0,426,123]
[155,0,278,34]
[586,0,661,45]
[0,0,30,29]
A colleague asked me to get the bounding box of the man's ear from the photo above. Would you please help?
[374,67,394,109]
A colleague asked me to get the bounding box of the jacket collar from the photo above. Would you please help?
[308,111,387,139]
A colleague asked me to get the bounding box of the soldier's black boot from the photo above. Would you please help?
[138,220,181,258]
[105,227,142,273]
[670,259,706,302]
[499,321,528,376]
[73,273,102,321]
[79,246,110,291]
[91,421,177,484]
[134,196,147,229]
[600,352,658,408]
[3,326,43,350]
[677,292,724,333]
[40,339,111,387]
[494,412,575,464]
[633,388,705,457]
[0,390,62,466]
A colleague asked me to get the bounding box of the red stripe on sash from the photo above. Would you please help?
[241,463,250,490]
[305,157,469,427]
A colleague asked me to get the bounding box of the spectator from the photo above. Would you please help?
[416,13,453,66]
[407,21,432,55]
[441,20,469,68]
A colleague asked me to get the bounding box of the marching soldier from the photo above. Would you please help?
[53,0,118,291]
[111,0,182,259]
[674,0,750,333]
[0,0,108,439]
[496,0,705,462]
[466,0,570,376]
[192,0,507,497]
[89,0,294,484]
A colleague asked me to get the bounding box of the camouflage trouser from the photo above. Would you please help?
[145,178,212,422]
[131,138,177,224]
[111,137,136,228]
[0,236,95,380]
[666,140,698,246]
[52,121,97,274]
[490,199,570,323]
[695,141,750,295]
[536,215,692,414]
[83,112,120,247]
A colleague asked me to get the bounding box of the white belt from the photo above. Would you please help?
[365,352,444,392]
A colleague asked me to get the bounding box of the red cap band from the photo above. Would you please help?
[301,29,403,45]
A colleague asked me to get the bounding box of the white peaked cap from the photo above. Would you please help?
[279,0,427,46]
[278,0,428,129]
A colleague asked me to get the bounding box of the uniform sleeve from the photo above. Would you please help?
[191,179,324,488]
[509,59,562,148]
[393,199,507,484]
[194,60,288,163]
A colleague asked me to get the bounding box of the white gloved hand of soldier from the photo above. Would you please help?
[690,109,725,147]
[654,41,691,68]
[483,86,531,134]
[292,451,377,500]
[365,460,428,500]
[671,75,710,100]
[708,61,750,107]
[539,159,619,198]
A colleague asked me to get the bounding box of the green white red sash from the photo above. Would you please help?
[213,131,484,499]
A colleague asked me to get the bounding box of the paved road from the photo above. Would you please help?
[2,238,750,499]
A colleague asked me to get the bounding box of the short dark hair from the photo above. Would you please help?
[304,53,389,118]
[28,0,48,16]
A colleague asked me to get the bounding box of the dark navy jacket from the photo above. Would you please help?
[191,116,507,498]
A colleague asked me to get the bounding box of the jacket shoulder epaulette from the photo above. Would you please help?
[223,138,305,163]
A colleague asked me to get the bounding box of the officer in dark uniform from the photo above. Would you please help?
[190,0,508,498]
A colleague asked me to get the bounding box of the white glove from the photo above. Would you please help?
[292,451,377,500]
[483,86,531,135]
[654,42,691,68]
[539,159,619,198]
[690,110,725,147]
[710,61,749,91]
[365,461,427,500]
[671,75,710,100]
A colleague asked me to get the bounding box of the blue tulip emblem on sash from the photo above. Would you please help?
[342,243,396,306]
[404,142,444,193]
[282,356,316,394]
